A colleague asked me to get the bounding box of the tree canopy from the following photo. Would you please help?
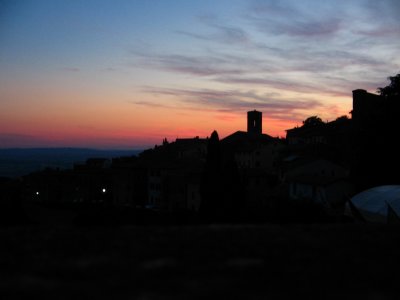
[302,116,324,127]
[377,74,400,97]
[335,115,349,122]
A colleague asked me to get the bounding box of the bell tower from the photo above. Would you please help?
[247,110,262,134]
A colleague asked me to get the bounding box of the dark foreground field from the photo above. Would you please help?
[1,224,399,299]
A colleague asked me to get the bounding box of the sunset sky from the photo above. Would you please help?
[1,0,399,149]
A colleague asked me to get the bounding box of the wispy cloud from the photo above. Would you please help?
[130,100,179,110]
[129,1,396,94]
[279,19,342,37]
[101,67,117,72]
[246,1,344,39]
[213,76,318,94]
[139,86,322,121]
[130,45,387,98]
[176,24,250,45]
[62,67,80,72]
[131,51,246,76]
[128,0,399,128]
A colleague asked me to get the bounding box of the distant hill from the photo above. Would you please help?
[0,148,143,178]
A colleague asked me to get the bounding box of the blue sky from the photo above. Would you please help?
[0,0,399,148]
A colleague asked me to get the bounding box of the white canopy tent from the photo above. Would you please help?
[345,185,400,223]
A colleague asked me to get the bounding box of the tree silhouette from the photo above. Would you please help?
[200,131,223,219]
[205,130,221,170]
[199,130,245,222]
[353,73,400,190]
[377,74,400,97]
[335,115,349,122]
[302,116,324,127]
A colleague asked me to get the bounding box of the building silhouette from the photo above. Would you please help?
[13,74,400,225]
[247,110,262,134]
[352,89,381,130]
[351,88,400,190]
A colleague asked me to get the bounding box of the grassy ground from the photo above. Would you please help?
[1,223,399,299]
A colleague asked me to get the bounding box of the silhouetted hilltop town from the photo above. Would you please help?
[1,74,399,225]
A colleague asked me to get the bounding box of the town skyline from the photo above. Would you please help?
[1,0,399,149]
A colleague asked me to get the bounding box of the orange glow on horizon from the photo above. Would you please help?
[0,78,353,149]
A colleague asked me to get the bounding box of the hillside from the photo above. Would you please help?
[0,148,143,177]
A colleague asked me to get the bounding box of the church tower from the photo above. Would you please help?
[247,110,262,134]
